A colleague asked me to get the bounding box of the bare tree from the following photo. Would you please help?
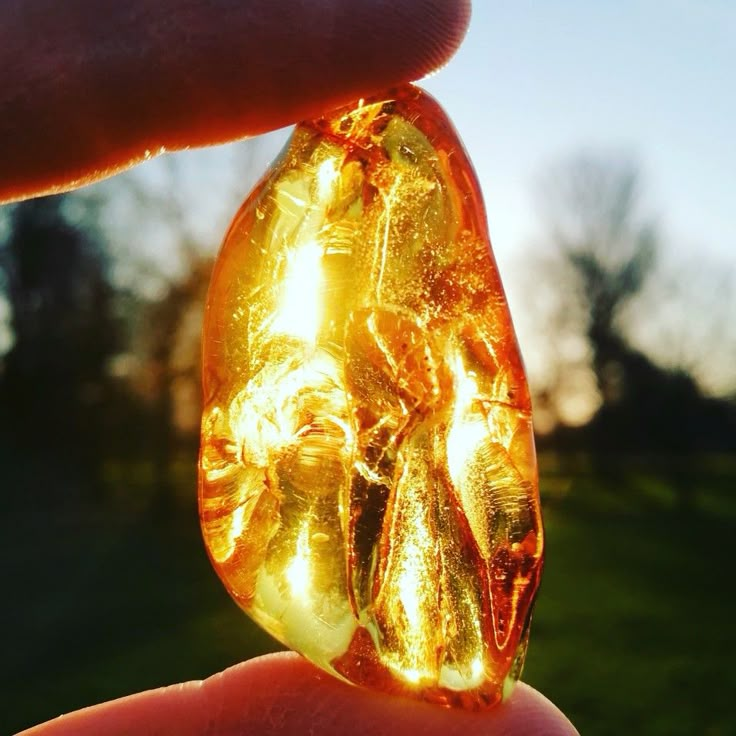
[536,153,659,407]
[529,152,736,509]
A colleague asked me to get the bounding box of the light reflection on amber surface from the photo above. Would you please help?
[199,85,544,709]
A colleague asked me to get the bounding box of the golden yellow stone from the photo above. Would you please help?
[199,85,544,709]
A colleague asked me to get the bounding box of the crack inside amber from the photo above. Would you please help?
[199,85,544,709]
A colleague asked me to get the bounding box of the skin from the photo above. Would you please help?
[1,0,471,203]
[19,653,578,736]
[3,1,579,733]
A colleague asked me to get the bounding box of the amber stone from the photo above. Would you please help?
[198,85,544,709]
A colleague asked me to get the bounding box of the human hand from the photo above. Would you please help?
[0,0,471,203]
[19,652,578,735]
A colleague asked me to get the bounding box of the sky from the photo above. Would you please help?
[416,1,736,408]
[112,0,735,285]
[421,1,735,271]
[6,2,734,402]
[115,2,733,402]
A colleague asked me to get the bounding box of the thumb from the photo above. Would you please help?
[19,652,578,736]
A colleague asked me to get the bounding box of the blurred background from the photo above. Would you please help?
[2,3,734,734]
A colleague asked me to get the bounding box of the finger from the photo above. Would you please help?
[19,651,578,736]
[0,0,471,203]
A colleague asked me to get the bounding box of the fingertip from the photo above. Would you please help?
[19,653,577,736]
[205,653,579,736]
[497,682,581,736]
[0,0,473,202]
[378,0,473,84]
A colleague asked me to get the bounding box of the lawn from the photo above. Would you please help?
[2,455,734,734]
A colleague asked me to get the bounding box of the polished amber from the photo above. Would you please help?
[199,85,544,709]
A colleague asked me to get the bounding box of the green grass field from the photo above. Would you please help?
[2,455,734,734]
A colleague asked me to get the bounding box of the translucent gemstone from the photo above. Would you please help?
[198,85,544,709]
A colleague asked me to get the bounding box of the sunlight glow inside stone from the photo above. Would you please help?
[198,85,544,709]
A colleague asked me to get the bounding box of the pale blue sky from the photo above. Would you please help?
[412,1,736,406]
[422,1,734,270]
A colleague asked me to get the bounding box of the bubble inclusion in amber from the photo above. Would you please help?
[198,85,544,709]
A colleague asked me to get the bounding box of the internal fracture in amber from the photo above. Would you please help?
[199,85,544,709]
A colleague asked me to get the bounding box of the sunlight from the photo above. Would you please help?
[446,354,484,486]
[390,511,434,686]
[315,157,340,200]
[217,503,246,564]
[271,239,324,344]
[286,522,312,601]
[397,539,424,631]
